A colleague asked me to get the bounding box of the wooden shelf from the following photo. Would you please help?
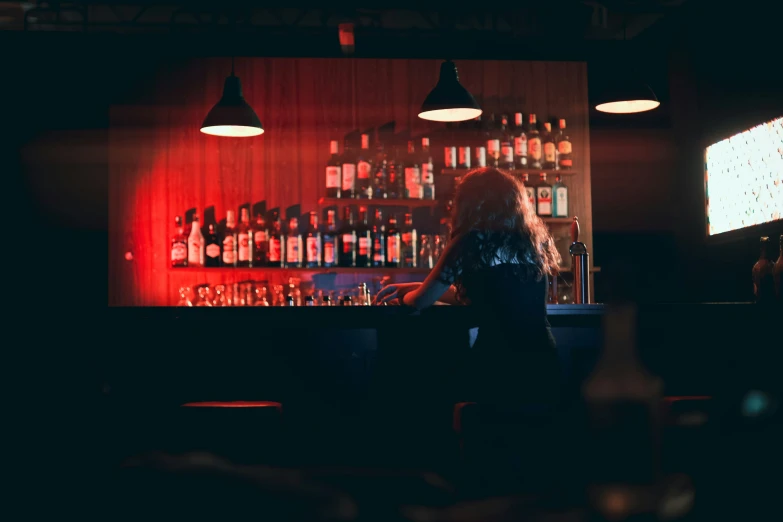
[318,197,439,208]
[441,169,577,177]
[169,267,430,274]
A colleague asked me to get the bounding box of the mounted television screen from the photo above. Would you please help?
[704,116,782,236]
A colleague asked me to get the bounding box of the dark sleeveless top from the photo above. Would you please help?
[460,264,561,407]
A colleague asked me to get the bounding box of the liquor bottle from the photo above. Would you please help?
[386,214,401,268]
[171,215,188,267]
[542,122,557,170]
[513,112,528,169]
[338,206,357,267]
[253,214,268,267]
[205,224,221,267]
[774,235,783,301]
[305,211,322,268]
[421,137,435,200]
[552,175,569,218]
[536,173,553,217]
[371,208,386,268]
[522,173,536,210]
[485,113,500,167]
[458,144,471,169]
[341,137,357,198]
[355,206,372,267]
[322,209,338,268]
[386,147,402,199]
[237,208,253,267]
[372,142,387,199]
[304,295,315,306]
[752,236,775,303]
[267,212,282,268]
[475,146,487,168]
[444,145,457,169]
[284,217,303,268]
[325,140,342,198]
[222,210,237,267]
[404,140,423,199]
[356,133,373,199]
[500,114,515,170]
[556,118,573,170]
[528,114,542,169]
[401,213,418,268]
[187,215,204,267]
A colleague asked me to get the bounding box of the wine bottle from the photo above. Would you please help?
[542,121,557,170]
[513,112,528,169]
[237,207,252,267]
[253,214,268,267]
[325,140,341,198]
[356,133,373,199]
[341,137,357,199]
[556,118,572,170]
[500,114,514,170]
[267,211,282,268]
[371,208,386,268]
[322,210,338,268]
[305,211,321,268]
[355,206,371,267]
[284,217,303,268]
[528,114,542,169]
[171,215,188,267]
[404,140,422,199]
[338,206,356,267]
[372,141,387,199]
[386,214,401,268]
[205,223,221,267]
[401,213,418,268]
[485,113,500,167]
[222,210,237,267]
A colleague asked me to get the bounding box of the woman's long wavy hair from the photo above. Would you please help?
[446,167,561,299]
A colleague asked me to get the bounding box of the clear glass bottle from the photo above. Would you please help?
[222,210,237,267]
[187,215,204,267]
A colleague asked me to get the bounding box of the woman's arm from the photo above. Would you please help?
[435,285,460,305]
[402,236,463,310]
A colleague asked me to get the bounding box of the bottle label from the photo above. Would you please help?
[306,237,320,262]
[544,143,556,162]
[324,241,335,264]
[254,230,267,244]
[501,142,513,163]
[326,166,340,188]
[559,158,573,168]
[222,236,236,264]
[269,238,281,262]
[421,163,434,184]
[357,161,371,179]
[558,140,572,155]
[475,147,486,167]
[402,232,412,244]
[342,234,355,253]
[444,147,456,168]
[529,138,542,160]
[172,243,187,261]
[286,237,299,263]
[238,233,250,261]
[555,187,568,217]
[206,244,220,259]
[188,241,201,263]
[387,236,399,262]
[487,139,500,158]
[358,237,370,256]
[342,164,356,191]
[458,147,471,168]
[525,187,536,208]
[515,136,527,157]
[537,186,552,215]
[405,167,422,198]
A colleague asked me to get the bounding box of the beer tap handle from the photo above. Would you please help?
[570,216,580,244]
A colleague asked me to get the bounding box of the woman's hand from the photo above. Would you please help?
[372,282,421,305]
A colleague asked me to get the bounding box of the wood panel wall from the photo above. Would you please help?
[109,58,592,306]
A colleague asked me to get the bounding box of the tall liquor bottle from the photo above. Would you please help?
[542,122,557,170]
[325,140,342,198]
[267,211,282,268]
[401,213,418,268]
[775,235,783,301]
[404,140,423,199]
[527,114,542,169]
[355,206,372,267]
[372,141,387,199]
[322,209,338,268]
[205,224,221,267]
[473,115,487,168]
[371,208,386,268]
[253,214,268,267]
[237,208,253,267]
[341,137,357,198]
[513,112,528,169]
[338,206,357,267]
[187,215,204,267]
[556,119,572,170]
[752,236,775,303]
[522,173,536,210]
[171,215,188,267]
[305,211,322,268]
[222,210,237,267]
[284,217,303,268]
[500,115,515,170]
[386,146,402,199]
[535,173,553,217]
[421,137,435,200]
[356,133,373,199]
[485,113,500,167]
[386,214,401,268]
[552,175,569,217]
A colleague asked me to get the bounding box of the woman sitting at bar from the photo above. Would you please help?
[373,167,562,406]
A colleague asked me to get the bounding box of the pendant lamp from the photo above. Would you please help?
[201,57,264,137]
[418,60,482,122]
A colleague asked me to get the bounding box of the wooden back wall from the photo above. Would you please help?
[109,58,592,306]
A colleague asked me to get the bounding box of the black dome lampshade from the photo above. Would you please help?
[200,60,264,137]
[594,72,660,114]
[418,60,482,122]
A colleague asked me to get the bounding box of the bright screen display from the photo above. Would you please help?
[705,116,782,236]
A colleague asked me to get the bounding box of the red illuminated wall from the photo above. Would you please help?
[109,58,593,305]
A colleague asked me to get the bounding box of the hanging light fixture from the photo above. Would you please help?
[418,60,482,122]
[201,57,264,137]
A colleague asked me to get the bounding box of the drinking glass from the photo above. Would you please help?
[419,235,434,269]
[194,285,213,307]
[176,286,193,307]
[213,284,229,307]
[254,285,270,306]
